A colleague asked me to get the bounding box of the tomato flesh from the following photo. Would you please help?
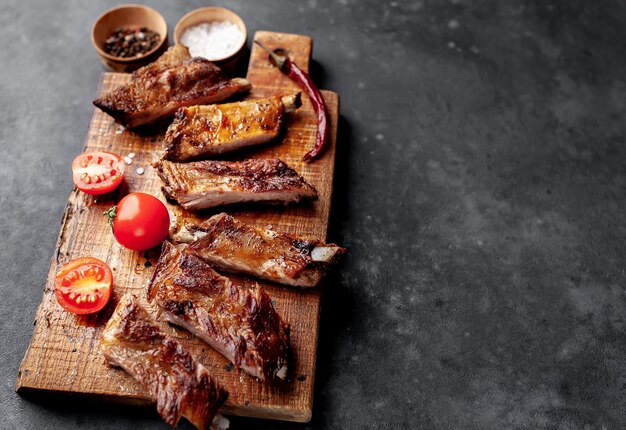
[54,257,112,314]
[72,151,124,195]
[113,192,170,251]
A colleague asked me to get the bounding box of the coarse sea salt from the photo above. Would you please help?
[180,21,245,60]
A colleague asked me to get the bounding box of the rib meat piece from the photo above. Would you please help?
[148,241,290,381]
[171,213,345,288]
[163,93,302,161]
[100,293,229,430]
[156,158,317,211]
[93,44,251,129]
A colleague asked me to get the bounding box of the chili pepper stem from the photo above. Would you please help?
[254,40,287,70]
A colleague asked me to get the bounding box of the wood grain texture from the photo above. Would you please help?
[16,31,339,423]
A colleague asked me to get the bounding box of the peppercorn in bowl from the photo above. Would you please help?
[91,4,168,72]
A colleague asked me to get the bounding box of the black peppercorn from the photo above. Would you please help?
[104,27,160,58]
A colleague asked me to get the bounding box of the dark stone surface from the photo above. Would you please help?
[2,0,625,429]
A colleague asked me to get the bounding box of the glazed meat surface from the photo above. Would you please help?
[100,293,229,430]
[93,44,251,129]
[156,158,317,211]
[172,213,346,288]
[163,93,302,161]
[148,242,291,381]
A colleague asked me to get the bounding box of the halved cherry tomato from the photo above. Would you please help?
[72,151,124,195]
[106,192,170,251]
[54,257,113,314]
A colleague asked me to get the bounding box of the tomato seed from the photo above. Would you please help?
[69,292,76,299]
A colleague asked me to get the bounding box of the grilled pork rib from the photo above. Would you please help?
[93,45,251,129]
[171,213,346,288]
[101,294,229,430]
[163,93,302,161]
[156,158,317,211]
[148,242,290,381]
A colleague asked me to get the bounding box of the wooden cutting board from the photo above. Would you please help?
[16,31,339,423]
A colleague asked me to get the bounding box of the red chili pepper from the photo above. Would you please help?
[255,41,329,161]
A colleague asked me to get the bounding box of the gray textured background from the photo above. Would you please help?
[2,0,626,429]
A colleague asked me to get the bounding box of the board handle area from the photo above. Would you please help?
[246,31,313,97]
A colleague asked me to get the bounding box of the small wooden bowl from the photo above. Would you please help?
[92,4,168,73]
[174,7,247,70]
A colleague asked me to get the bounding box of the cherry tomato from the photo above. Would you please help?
[72,151,124,195]
[54,257,113,314]
[108,192,170,251]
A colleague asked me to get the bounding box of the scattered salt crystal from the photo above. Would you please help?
[180,21,245,61]
[115,125,125,135]
[447,41,456,49]
[128,152,136,159]
[124,156,132,165]
[448,19,459,29]
[136,167,145,175]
